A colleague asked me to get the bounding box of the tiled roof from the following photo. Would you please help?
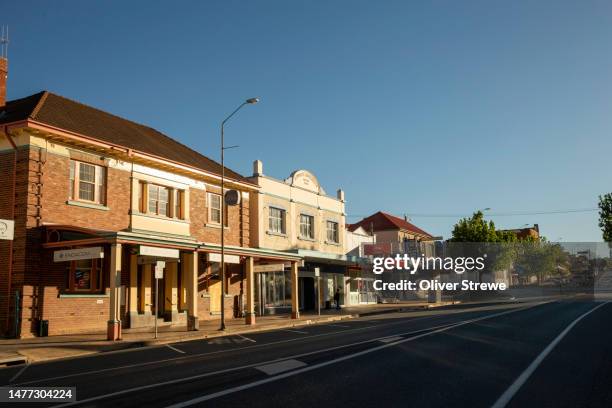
[351,211,433,238]
[0,91,250,183]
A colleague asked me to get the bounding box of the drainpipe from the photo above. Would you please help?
[2,124,17,334]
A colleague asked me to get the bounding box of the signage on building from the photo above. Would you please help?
[0,219,15,241]
[207,253,240,264]
[154,261,165,279]
[254,263,287,273]
[363,242,392,256]
[314,267,320,277]
[54,247,105,262]
[139,246,179,259]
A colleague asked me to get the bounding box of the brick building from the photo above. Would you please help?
[0,57,301,338]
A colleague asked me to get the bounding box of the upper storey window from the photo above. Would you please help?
[69,160,106,205]
[138,182,185,219]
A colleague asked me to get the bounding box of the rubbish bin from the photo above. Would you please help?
[38,319,49,337]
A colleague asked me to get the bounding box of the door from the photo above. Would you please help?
[209,280,221,314]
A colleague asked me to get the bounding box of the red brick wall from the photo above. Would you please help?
[39,150,130,230]
[3,140,253,336]
[190,186,250,247]
[0,147,31,335]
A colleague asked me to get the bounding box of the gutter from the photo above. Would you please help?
[23,119,260,191]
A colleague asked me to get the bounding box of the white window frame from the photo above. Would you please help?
[269,207,286,234]
[69,160,107,205]
[299,214,314,239]
[208,192,222,224]
[327,220,339,243]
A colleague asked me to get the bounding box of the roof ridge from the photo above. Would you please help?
[29,90,50,119]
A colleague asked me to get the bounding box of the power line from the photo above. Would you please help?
[346,208,598,219]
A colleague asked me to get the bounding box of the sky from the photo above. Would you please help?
[3,1,611,241]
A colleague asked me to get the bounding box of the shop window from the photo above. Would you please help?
[268,207,286,234]
[326,221,339,243]
[69,160,106,204]
[65,258,103,293]
[299,214,314,239]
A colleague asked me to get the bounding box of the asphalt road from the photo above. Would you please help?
[0,298,610,408]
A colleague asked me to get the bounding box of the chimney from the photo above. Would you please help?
[336,189,344,201]
[0,57,6,107]
[253,159,263,176]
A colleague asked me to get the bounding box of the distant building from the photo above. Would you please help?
[501,224,540,240]
[350,211,435,255]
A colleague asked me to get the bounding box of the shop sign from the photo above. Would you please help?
[139,246,179,259]
[254,263,286,273]
[207,253,240,264]
[0,219,14,241]
[54,247,104,262]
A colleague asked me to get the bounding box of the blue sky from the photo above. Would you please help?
[3,1,611,241]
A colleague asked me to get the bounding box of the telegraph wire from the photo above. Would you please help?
[346,208,598,219]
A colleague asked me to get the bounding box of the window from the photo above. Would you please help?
[327,221,339,243]
[66,258,103,293]
[139,183,184,219]
[174,190,183,219]
[269,207,286,234]
[148,184,170,216]
[69,160,106,204]
[208,192,222,224]
[299,214,314,239]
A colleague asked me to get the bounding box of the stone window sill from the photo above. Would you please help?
[205,223,229,230]
[59,293,109,298]
[298,236,316,242]
[66,200,109,211]
[325,241,341,246]
[131,211,190,223]
[267,230,287,238]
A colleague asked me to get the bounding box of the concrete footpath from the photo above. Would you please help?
[0,302,458,365]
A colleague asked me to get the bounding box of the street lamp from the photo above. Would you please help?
[219,97,259,331]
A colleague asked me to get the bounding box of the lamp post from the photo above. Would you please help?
[219,97,259,331]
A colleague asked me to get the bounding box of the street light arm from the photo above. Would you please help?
[221,102,248,127]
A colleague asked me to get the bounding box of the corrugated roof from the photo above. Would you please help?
[0,91,250,183]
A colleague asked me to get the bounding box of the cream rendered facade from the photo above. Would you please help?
[248,161,346,255]
[248,160,348,314]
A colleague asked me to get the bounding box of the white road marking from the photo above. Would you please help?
[255,359,307,375]
[9,363,29,383]
[236,334,256,343]
[378,336,403,343]
[326,324,350,328]
[52,302,547,408]
[14,301,546,387]
[163,304,545,408]
[166,344,185,354]
[491,301,610,408]
[282,329,308,334]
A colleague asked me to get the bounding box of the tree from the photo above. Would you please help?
[515,241,569,284]
[598,193,612,243]
[450,211,519,282]
[450,211,518,243]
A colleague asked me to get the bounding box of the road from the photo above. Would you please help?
[0,297,610,408]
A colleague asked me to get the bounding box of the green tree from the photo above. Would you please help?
[450,211,518,243]
[450,211,519,282]
[598,193,612,242]
[514,241,569,284]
